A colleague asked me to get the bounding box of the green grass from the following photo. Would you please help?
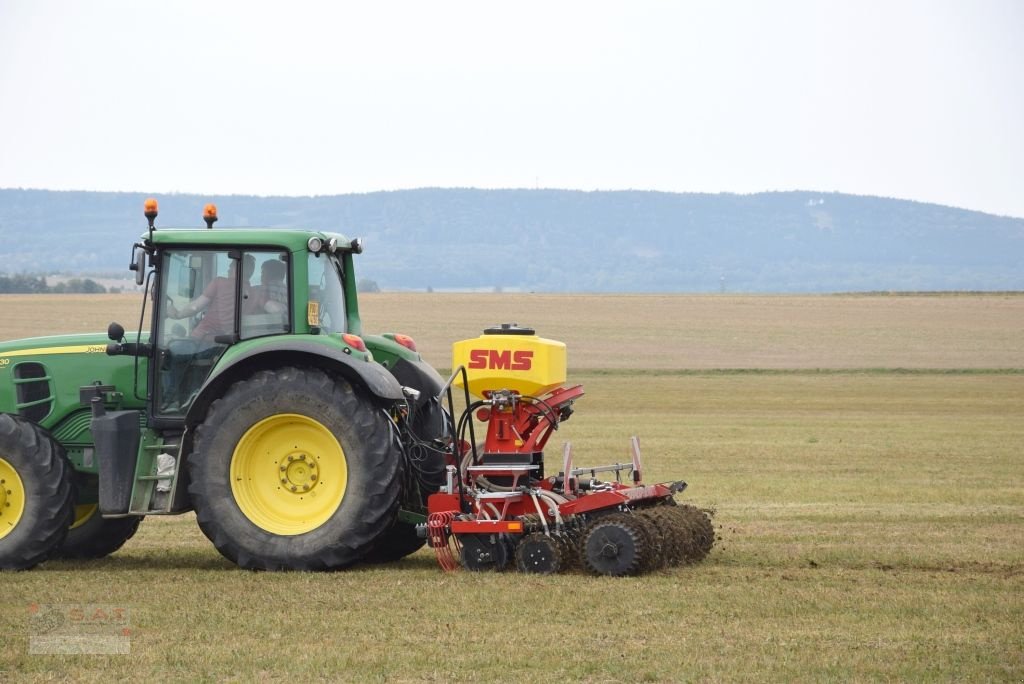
[3,372,1022,681]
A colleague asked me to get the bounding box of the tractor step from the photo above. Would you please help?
[125,434,183,515]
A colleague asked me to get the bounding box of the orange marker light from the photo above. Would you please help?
[143,198,159,230]
[203,203,218,229]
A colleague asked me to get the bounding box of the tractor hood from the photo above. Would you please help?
[0,331,148,429]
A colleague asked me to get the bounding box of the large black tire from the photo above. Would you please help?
[361,519,425,564]
[363,380,450,564]
[0,414,75,570]
[404,393,450,496]
[55,503,142,559]
[188,367,402,571]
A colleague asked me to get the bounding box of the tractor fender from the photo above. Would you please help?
[184,338,405,428]
[386,356,445,411]
[361,334,446,411]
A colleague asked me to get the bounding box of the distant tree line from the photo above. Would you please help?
[0,274,107,294]
[3,188,1023,292]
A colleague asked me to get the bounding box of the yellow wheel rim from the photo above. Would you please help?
[70,503,98,530]
[230,414,348,535]
[0,456,27,541]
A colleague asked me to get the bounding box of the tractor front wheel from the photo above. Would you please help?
[188,367,402,570]
[0,414,74,570]
[55,503,142,559]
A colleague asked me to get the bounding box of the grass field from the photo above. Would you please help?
[3,292,1023,369]
[1,294,1022,681]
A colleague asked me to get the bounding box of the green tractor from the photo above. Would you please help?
[0,200,449,570]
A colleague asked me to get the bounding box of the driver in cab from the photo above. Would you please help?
[166,255,255,341]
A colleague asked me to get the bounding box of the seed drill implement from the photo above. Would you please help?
[424,324,714,575]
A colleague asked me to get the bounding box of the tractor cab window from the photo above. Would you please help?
[240,252,290,340]
[307,253,347,335]
[155,249,253,416]
[161,251,252,342]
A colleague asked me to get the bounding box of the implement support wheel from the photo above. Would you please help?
[515,533,565,574]
[459,533,510,571]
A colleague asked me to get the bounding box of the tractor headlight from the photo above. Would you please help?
[307,237,323,253]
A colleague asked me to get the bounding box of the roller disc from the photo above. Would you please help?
[629,511,666,571]
[515,533,564,574]
[459,533,510,571]
[671,505,712,565]
[597,512,660,571]
[640,508,687,566]
[554,531,581,571]
[581,516,646,577]
[651,505,716,565]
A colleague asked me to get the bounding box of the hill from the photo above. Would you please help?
[0,188,1020,292]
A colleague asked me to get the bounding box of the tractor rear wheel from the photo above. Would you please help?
[363,389,449,564]
[188,367,402,571]
[55,503,142,559]
[361,519,424,564]
[0,414,74,570]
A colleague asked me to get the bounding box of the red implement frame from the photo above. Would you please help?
[427,382,681,571]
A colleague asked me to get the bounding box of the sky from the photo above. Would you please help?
[1,1,1022,218]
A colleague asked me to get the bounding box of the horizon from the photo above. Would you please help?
[1,188,1020,293]
[2,185,1019,221]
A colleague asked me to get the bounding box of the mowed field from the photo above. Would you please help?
[1,293,1022,681]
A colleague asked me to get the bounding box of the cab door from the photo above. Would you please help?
[152,249,237,418]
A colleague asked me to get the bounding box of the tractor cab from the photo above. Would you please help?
[153,247,292,415]
[111,201,361,422]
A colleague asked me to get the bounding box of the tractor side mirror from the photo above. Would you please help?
[107,322,126,342]
[129,244,147,286]
[134,249,146,285]
[104,321,152,357]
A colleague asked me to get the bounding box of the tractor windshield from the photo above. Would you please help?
[307,253,347,335]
